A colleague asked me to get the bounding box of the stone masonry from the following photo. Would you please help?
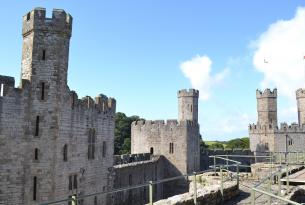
[130,89,201,197]
[0,8,203,205]
[249,88,305,153]
[0,8,115,205]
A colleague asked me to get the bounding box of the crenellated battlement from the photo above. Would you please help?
[132,119,198,129]
[296,88,305,98]
[256,88,277,98]
[249,122,305,133]
[177,89,199,98]
[69,91,116,114]
[22,8,72,37]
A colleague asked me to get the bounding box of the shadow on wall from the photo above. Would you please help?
[162,157,189,199]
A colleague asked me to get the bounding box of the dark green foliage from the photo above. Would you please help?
[226,137,249,149]
[208,142,224,149]
[114,112,143,155]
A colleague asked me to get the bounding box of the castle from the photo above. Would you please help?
[249,88,305,153]
[0,8,201,205]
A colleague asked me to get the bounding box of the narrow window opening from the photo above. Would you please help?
[73,175,77,189]
[41,82,45,100]
[191,105,193,112]
[63,144,68,162]
[27,12,31,21]
[172,143,174,153]
[34,148,39,160]
[42,50,46,60]
[88,128,96,160]
[102,141,106,157]
[0,83,4,96]
[33,176,37,201]
[35,116,40,136]
[150,147,154,155]
[94,196,97,205]
[68,175,72,190]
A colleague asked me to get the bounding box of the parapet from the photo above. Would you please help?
[177,89,199,98]
[0,75,15,96]
[296,88,305,99]
[131,119,198,130]
[69,91,116,114]
[22,8,72,37]
[256,88,277,98]
[249,122,305,133]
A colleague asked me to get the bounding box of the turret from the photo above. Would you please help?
[21,8,72,90]
[296,89,305,126]
[178,89,199,122]
[256,88,278,126]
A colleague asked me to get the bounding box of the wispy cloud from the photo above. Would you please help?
[180,55,230,101]
[252,7,305,99]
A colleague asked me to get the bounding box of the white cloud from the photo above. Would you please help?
[202,112,255,140]
[180,55,229,101]
[252,7,305,99]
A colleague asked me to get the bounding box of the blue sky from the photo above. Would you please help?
[1,1,305,140]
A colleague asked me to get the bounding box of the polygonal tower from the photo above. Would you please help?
[21,7,72,90]
[296,89,305,126]
[256,88,278,126]
[178,89,199,122]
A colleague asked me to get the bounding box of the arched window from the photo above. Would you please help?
[63,144,68,162]
[150,147,154,155]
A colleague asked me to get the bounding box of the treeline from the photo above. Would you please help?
[114,112,144,155]
[114,112,250,155]
[201,137,249,150]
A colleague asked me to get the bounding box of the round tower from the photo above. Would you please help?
[256,88,278,126]
[178,89,199,122]
[296,89,305,126]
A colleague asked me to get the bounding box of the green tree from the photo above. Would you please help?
[226,137,249,149]
[209,142,224,149]
[114,112,143,155]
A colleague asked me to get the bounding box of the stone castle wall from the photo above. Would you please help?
[0,8,115,205]
[113,155,164,205]
[131,119,200,176]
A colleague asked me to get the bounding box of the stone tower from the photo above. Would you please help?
[21,8,73,203]
[296,89,305,126]
[256,89,278,126]
[21,7,72,88]
[178,89,199,122]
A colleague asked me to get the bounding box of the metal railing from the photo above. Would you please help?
[40,165,240,205]
[40,151,305,205]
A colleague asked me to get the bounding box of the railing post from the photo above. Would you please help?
[297,152,299,164]
[226,155,229,170]
[236,163,239,189]
[268,177,271,205]
[193,172,197,205]
[286,164,289,193]
[278,169,282,196]
[214,156,216,175]
[149,181,153,205]
[251,189,255,205]
[220,168,224,197]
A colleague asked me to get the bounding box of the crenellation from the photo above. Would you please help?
[22,8,72,37]
[177,89,199,98]
[256,88,277,98]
